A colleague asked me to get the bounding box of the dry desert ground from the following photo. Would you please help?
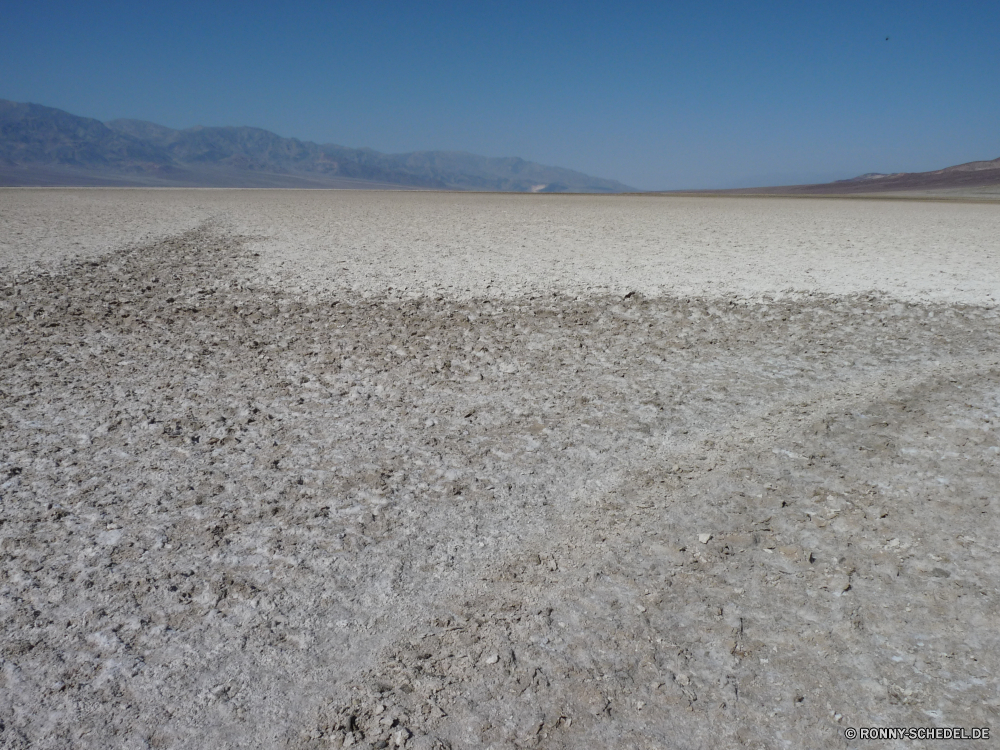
[1,189,999,749]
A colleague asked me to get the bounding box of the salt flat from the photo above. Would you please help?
[3,188,1000,303]
[1,189,998,749]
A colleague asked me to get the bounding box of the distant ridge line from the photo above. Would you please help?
[708,156,1000,195]
[0,99,635,192]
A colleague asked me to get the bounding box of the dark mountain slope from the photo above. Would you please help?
[0,100,172,171]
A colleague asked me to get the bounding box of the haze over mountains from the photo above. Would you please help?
[0,99,634,192]
[2,98,998,194]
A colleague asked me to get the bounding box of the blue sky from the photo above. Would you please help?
[2,1,998,189]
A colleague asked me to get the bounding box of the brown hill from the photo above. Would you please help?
[728,157,1000,195]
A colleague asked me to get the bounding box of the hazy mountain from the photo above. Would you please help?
[0,100,171,170]
[0,100,634,192]
[374,151,619,193]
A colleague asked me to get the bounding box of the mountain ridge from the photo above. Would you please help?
[0,100,634,192]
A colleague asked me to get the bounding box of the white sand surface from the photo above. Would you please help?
[3,188,999,303]
[0,189,218,268]
[1,189,999,749]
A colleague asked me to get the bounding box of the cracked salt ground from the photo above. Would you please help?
[1,216,999,748]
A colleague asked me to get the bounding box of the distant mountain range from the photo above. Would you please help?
[720,157,1000,195]
[0,99,634,192]
[3,99,997,195]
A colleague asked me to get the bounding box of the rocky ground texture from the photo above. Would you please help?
[1,203,999,748]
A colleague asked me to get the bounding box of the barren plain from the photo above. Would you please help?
[2,189,999,749]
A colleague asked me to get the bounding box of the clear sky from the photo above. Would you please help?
[2,0,998,190]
